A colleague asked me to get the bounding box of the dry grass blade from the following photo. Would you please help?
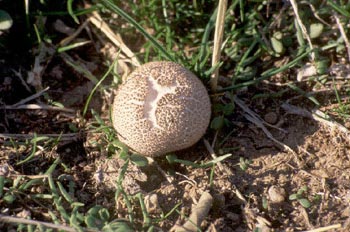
[203,139,232,175]
[203,139,247,204]
[281,103,350,138]
[303,223,342,232]
[88,11,140,67]
[234,97,297,155]
[1,103,75,113]
[59,18,90,46]
[290,0,315,60]
[211,0,227,92]
[11,69,31,92]
[334,14,350,62]
[10,87,49,107]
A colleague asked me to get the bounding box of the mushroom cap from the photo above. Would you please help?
[112,61,211,157]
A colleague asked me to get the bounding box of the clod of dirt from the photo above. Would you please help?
[264,112,278,125]
[112,61,211,157]
[268,185,286,203]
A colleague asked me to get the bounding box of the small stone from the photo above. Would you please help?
[268,185,286,203]
[264,112,278,125]
[144,193,161,214]
[0,165,9,176]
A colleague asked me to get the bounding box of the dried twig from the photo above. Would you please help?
[305,2,331,26]
[11,69,32,93]
[281,103,350,137]
[303,223,342,232]
[59,52,100,84]
[26,44,55,90]
[203,139,232,174]
[1,103,75,113]
[335,14,350,63]
[290,0,314,60]
[234,97,295,154]
[9,87,49,107]
[59,18,91,46]
[89,11,140,67]
[211,0,227,92]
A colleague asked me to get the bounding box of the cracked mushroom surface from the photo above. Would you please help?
[112,61,211,157]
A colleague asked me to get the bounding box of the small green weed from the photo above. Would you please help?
[289,186,312,208]
[238,157,251,171]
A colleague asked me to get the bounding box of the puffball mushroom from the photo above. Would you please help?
[112,61,211,157]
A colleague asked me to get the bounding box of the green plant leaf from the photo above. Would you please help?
[262,196,268,209]
[130,154,148,167]
[271,32,284,54]
[87,205,104,215]
[316,59,329,74]
[85,215,103,229]
[3,193,16,204]
[223,104,234,115]
[210,116,224,130]
[309,23,323,39]
[203,153,232,168]
[99,208,110,222]
[166,154,177,164]
[239,157,250,171]
[0,10,13,30]
[300,185,308,192]
[289,193,298,200]
[102,221,134,232]
[85,205,106,229]
[298,198,311,208]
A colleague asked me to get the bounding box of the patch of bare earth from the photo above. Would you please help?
[81,99,350,231]
[217,113,350,231]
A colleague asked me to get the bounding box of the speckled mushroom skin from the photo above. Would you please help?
[112,61,211,157]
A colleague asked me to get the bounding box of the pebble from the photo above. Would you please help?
[144,193,161,214]
[264,112,278,125]
[268,185,286,203]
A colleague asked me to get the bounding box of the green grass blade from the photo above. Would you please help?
[194,7,217,74]
[57,181,74,204]
[220,48,312,91]
[57,41,91,53]
[100,0,175,62]
[287,83,320,106]
[135,193,151,228]
[48,175,70,222]
[45,158,61,175]
[67,0,80,24]
[327,0,350,18]
[0,176,4,197]
[16,139,37,166]
[83,56,118,117]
